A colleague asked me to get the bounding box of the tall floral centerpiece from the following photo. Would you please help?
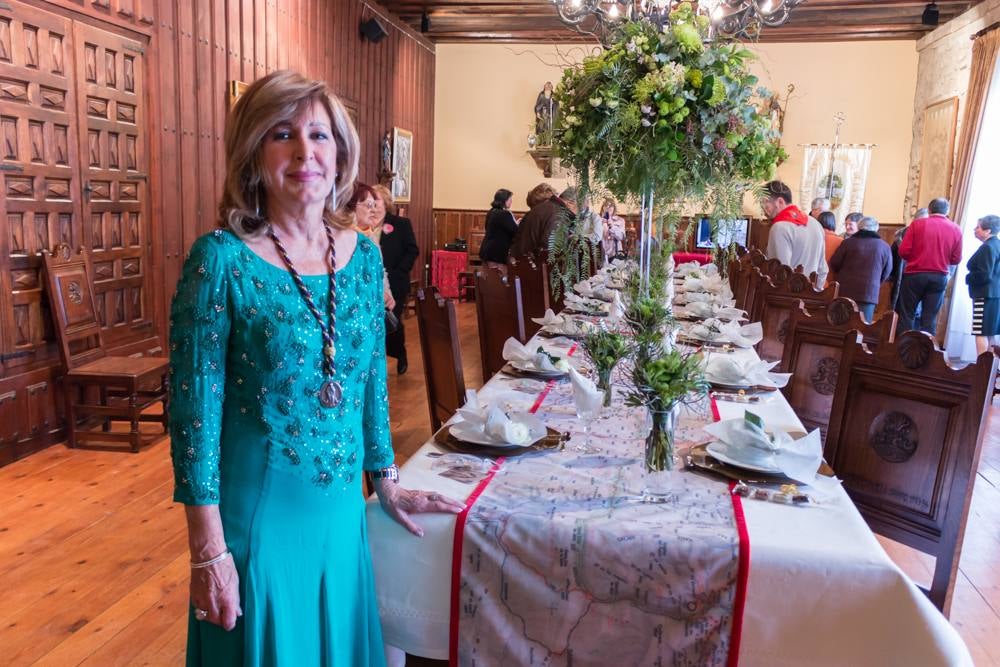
[552,3,784,282]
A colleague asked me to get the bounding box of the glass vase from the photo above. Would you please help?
[596,367,613,408]
[645,404,678,472]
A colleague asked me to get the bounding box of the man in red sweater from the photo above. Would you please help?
[897,198,963,334]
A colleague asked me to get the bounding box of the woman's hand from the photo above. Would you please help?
[374,479,464,537]
[184,505,241,631]
[384,289,396,311]
[190,557,243,630]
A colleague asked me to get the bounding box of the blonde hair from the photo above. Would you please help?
[371,183,396,215]
[219,70,360,236]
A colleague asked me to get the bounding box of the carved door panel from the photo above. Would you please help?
[0,1,81,372]
[72,21,151,347]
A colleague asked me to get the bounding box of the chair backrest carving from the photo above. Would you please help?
[780,297,897,439]
[415,287,466,432]
[475,268,526,379]
[825,330,998,616]
[508,254,548,339]
[755,267,839,362]
[42,243,105,371]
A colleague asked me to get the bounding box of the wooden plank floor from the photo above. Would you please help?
[0,301,997,665]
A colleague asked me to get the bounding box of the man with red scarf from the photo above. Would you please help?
[761,180,829,286]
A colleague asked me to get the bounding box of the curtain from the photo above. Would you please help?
[943,27,1000,361]
[952,28,1000,226]
[799,145,874,231]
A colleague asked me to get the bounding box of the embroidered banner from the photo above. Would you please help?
[800,145,874,231]
[452,378,746,666]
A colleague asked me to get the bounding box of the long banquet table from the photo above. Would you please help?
[366,321,973,666]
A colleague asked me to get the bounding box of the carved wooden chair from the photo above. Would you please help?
[42,244,168,452]
[735,264,772,322]
[415,287,466,432]
[826,331,998,617]
[508,254,549,340]
[755,269,839,363]
[779,297,897,440]
[475,268,526,379]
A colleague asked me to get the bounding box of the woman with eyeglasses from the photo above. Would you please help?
[348,183,419,375]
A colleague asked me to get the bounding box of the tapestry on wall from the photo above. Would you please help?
[799,144,874,231]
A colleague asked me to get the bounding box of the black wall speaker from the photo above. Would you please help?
[360,17,388,43]
[420,12,430,33]
[921,2,939,26]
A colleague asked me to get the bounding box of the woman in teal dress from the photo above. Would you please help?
[169,70,463,666]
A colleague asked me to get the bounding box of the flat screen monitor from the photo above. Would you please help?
[695,217,749,249]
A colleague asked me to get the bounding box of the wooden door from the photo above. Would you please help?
[72,21,152,345]
[0,1,81,373]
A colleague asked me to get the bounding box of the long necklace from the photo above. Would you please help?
[268,221,342,408]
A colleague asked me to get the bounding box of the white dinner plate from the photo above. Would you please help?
[705,441,783,474]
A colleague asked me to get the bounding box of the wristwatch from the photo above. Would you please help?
[370,464,399,482]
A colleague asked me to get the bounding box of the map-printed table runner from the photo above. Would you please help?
[450,373,748,666]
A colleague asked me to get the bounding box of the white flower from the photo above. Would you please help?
[607,99,619,109]
[641,118,653,127]
[589,97,603,107]
[641,104,652,114]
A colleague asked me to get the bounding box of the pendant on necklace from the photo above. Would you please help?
[320,380,343,408]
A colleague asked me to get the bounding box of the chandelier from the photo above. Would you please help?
[551,0,804,42]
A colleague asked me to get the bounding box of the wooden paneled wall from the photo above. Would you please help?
[0,0,435,464]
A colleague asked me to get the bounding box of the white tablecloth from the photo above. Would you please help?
[367,341,972,666]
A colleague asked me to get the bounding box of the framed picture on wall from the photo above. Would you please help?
[916,96,959,207]
[391,127,413,203]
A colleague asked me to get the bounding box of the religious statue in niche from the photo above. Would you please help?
[534,81,559,145]
[764,83,794,165]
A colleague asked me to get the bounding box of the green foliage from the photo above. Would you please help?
[582,329,630,376]
[552,10,785,216]
[625,348,709,411]
[546,206,597,299]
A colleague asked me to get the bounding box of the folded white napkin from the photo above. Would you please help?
[568,366,604,417]
[609,290,625,322]
[704,414,836,491]
[565,293,608,312]
[682,301,746,321]
[704,355,791,388]
[573,280,595,298]
[502,338,569,372]
[531,309,564,327]
[690,320,763,348]
[456,390,539,446]
[547,317,593,337]
[675,261,720,278]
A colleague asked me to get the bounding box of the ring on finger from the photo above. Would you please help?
[194,608,209,621]
[427,493,439,501]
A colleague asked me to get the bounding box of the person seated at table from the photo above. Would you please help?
[843,211,863,238]
[601,198,627,260]
[761,180,828,285]
[966,214,1000,355]
[347,183,419,375]
[168,69,463,667]
[829,216,892,321]
[479,188,518,270]
[509,185,576,258]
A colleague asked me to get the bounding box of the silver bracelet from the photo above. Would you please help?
[191,550,231,569]
[369,464,399,482]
